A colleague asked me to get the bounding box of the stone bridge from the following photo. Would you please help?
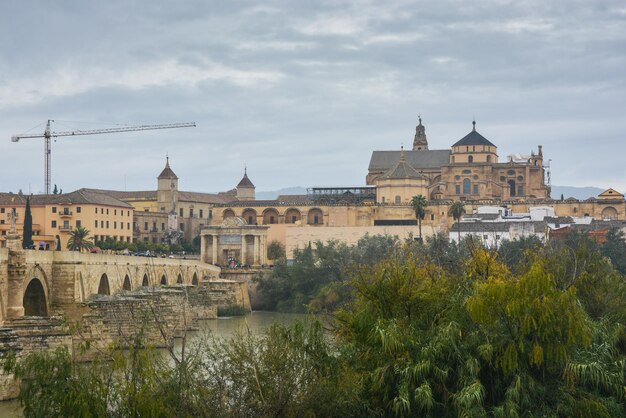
[0,247,221,323]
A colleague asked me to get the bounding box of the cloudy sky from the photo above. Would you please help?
[1,0,625,195]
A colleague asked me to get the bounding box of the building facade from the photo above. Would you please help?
[0,190,133,250]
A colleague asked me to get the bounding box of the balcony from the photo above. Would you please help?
[59,210,73,218]
[59,225,72,232]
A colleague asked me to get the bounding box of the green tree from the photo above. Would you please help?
[448,201,466,242]
[267,240,286,260]
[66,226,94,252]
[22,197,34,249]
[601,228,626,274]
[410,195,427,240]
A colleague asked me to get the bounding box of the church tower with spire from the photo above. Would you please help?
[157,156,179,213]
[412,116,428,150]
[236,167,255,200]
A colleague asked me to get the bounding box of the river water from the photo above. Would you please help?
[0,311,306,417]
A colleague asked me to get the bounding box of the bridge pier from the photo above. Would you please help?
[6,249,26,319]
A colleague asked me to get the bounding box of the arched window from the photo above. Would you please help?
[23,279,47,316]
[508,180,516,197]
[395,196,401,204]
[468,155,474,163]
[223,209,235,219]
[462,179,471,195]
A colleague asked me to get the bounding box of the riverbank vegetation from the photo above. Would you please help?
[4,230,625,416]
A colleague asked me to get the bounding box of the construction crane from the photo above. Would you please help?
[11,120,196,194]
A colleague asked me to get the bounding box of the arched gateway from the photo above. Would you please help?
[23,278,48,316]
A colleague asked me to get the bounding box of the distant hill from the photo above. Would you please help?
[551,185,606,200]
[256,185,609,202]
[256,187,307,200]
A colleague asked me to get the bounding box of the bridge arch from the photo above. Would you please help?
[177,273,183,284]
[98,274,111,295]
[142,273,149,287]
[23,278,48,317]
[122,274,131,291]
[160,274,167,286]
[192,272,198,286]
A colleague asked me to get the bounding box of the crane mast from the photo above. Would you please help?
[11,120,196,194]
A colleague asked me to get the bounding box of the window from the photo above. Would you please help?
[152,222,156,231]
[0,208,4,213]
[114,209,117,215]
[292,216,297,223]
[179,208,183,216]
[473,184,479,194]
[161,207,165,212]
[127,223,130,229]
[507,170,515,176]
[101,220,104,228]
[76,220,81,228]
[463,179,471,195]
[144,222,148,230]
[431,214,435,221]
[120,222,123,230]
[209,210,213,219]
[270,216,275,224]
[468,155,474,163]
[189,208,194,217]
[455,185,461,194]
[496,235,501,240]
[95,208,98,214]
[0,220,4,224]
[314,215,319,224]
[382,196,385,203]
[127,211,130,217]
[52,207,57,213]
[106,209,109,215]
[395,196,401,204]
[483,235,488,240]
[76,207,81,213]
[248,216,254,224]
[95,220,98,228]
[63,220,69,229]
[106,221,109,228]
[52,220,57,228]
[114,221,117,229]
[487,155,492,163]
[200,209,203,218]
[517,185,524,195]
[161,223,165,231]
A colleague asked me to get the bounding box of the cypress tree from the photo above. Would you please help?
[22,197,34,249]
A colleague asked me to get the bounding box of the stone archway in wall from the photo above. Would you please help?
[242,208,257,225]
[223,209,235,219]
[123,274,131,291]
[307,208,324,225]
[601,206,618,220]
[177,273,183,284]
[262,208,279,225]
[98,274,110,295]
[192,272,198,286]
[142,274,149,287]
[160,275,167,285]
[23,278,48,316]
[284,208,301,224]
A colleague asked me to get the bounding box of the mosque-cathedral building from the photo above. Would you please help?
[2,119,624,261]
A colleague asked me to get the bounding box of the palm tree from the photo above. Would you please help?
[410,195,428,241]
[67,226,94,252]
[448,201,466,243]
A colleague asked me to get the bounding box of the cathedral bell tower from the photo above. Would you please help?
[412,116,428,150]
[157,156,179,213]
